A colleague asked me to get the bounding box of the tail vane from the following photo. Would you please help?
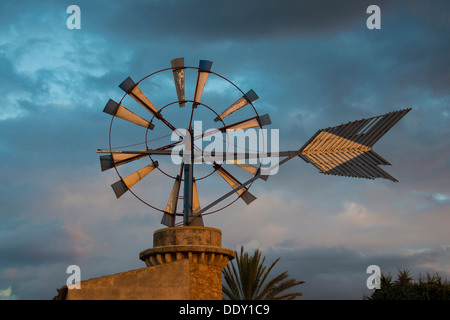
[299,108,411,182]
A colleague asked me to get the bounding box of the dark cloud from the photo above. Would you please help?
[93,0,403,42]
[0,220,85,267]
[260,245,450,299]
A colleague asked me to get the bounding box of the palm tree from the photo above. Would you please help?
[364,269,450,300]
[222,246,305,300]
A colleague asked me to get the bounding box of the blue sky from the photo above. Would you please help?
[0,0,449,299]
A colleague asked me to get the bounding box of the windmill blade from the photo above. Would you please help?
[103,99,154,130]
[161,175,182,227]
[119,77,160,117]
[188,179,204,226]
[171,58,186,108]
[222,114,271,131]
[214,164,256,205]
[193,60,213,105]
[99,151,147,172]
[120,76,185,135]
[227,160,269,181]
[111,161,158,199]
[299,108,411,182]
[214,90,259,122]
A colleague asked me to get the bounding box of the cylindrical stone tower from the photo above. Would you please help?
[139,226,235,300]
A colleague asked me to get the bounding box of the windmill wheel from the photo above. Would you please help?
[98,58,272,227]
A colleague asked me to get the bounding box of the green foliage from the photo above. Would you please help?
[365,269,450,300]
[222,246,305,300]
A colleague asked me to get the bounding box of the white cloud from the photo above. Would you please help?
[62,223,96,259]
[0,9,132,121]
[0,287,19,300]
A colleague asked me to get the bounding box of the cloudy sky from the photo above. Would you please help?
[1,0,449,300]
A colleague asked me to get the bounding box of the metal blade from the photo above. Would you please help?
[228,159,269,181]
[111,161,158,198]
[99,152,147,172]
[189,179,204,226]
[103,99,154,130]
[223,114,271,131]
[119,77,160,117]
[193,114,271,143]
[119,77,185,136]
[171,58,186,107]
[193,60,213,105]
[214,164,256,205]
[161,175,181,227]
[198,150,302,215]
[214,90,259,122]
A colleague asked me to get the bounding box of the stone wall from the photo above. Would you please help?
[189,262,223,300]
[56,226,235,300]
[63,259,191,300]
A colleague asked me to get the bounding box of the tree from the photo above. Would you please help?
[365,269,450,300]
[222,246,305,300]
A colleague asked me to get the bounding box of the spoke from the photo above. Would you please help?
[97,148,297,159]
[188,105,196,131]
[227,159,269,181]
[97,148,298,161]
[197,150,302,215]
[97,149,173,156]
[201,150,297,161]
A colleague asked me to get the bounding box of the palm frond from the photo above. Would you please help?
[222,246,304,300]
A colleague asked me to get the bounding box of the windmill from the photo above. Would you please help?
[97,58,410,227]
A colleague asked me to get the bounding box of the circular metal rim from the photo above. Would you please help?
[144,99,226,182]
[108,64,264,217]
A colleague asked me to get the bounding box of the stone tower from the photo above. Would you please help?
[56,226,234,300]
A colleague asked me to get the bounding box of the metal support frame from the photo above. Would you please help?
[183,128,194,225]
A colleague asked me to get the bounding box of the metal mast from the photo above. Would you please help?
[183,128,194,225]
